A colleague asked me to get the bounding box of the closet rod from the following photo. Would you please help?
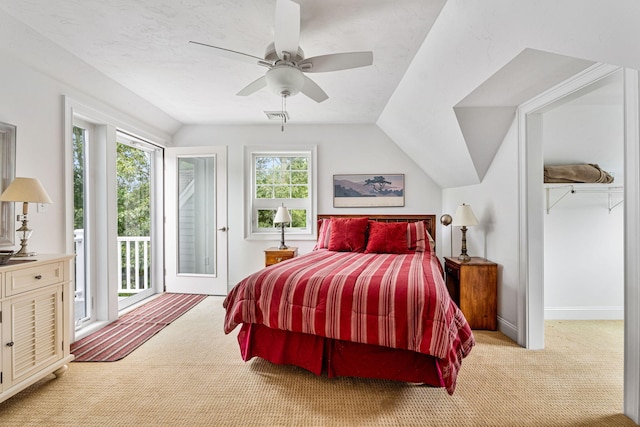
[545,185,624,214]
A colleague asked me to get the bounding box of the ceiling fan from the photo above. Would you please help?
[189,0,373,103]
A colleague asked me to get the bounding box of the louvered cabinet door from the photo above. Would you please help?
[5,285,63,386]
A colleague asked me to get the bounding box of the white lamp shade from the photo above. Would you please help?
[452,203,479,226]
[0,177,53,203]
[274,206,292,224]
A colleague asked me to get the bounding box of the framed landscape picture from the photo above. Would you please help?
[333,174,404,207]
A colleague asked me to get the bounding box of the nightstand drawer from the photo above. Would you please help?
[265,247,298,267]
[445,264,459,280]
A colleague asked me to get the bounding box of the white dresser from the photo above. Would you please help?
[0,254,74,403]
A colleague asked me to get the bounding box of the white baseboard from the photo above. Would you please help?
[497,316,518,342]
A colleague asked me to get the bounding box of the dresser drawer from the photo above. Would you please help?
[5,261,65,296]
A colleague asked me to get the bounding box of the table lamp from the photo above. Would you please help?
[0,177,52,257]
[274,205,292,249]
[452,203,479,261]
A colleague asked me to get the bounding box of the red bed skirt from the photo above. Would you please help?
[237,323,445,387]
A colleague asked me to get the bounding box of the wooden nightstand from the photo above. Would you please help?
[265,247,298,267]
[444,257,497,330]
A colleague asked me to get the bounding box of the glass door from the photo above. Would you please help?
[116,134,159,311]
[68,99,165,338]
[165,146,227,295]
[72,122,91,328]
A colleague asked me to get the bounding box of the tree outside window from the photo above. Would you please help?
[254,154,309,230]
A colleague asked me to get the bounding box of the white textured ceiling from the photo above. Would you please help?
[0,0,445,124]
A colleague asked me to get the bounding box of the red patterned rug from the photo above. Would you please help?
[71,293,207,362]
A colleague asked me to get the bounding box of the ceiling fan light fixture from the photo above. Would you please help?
[265,65,304,97]
[191,0,372,104]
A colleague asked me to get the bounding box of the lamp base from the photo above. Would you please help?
[278,223,288,249]
[458,226,471,262]
[14,219,36,257]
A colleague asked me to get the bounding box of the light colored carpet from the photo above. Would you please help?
[0,296,634,426]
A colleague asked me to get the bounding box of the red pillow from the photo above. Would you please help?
[327,217,369,252]
[365,221,409,254]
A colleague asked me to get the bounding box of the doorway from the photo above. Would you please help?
[68,98,165,338]
[518,65,640,421]
[518,63,624,348]
[164,146,228,295]
[116,133,161,311]
[541,70,624,321]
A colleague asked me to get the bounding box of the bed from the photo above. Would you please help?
[223,214,475,395]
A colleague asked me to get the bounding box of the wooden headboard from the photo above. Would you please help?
[317,214,436,243]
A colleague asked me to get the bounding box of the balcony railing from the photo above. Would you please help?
[74,230,151,297]
[118,235,151,294]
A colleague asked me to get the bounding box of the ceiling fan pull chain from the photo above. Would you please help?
[281,95,288,132]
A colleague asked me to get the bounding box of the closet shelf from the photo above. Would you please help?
[544,183,624,214]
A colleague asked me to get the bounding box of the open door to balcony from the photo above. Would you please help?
[70,113,165,336]
[116,134,162,311]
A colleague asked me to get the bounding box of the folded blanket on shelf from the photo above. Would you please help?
[544,163,614,183]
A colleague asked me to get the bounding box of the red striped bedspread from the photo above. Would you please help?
[223,249,475,394]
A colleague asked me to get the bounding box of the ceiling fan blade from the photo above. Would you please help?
[299,52,373,73]
[301,75,329,103]
[237,76,267,96]
[274,0,300,60]
[189,41,267,66]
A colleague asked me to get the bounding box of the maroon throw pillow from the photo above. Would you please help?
[365,221,409,254]
[328,217,369,252]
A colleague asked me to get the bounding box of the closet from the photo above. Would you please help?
[542,70,624,320]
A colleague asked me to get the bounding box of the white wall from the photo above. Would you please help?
[0,62,169,255]
[380,0,640,189]
[443,120,520,338]
[172,124,443,285]
[0,59,67,254]
[0,12,177,255]
[542,94,624,320]
[543,192,624,319]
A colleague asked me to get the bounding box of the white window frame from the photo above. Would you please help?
[244,145,317,240]
[64,95,167,341]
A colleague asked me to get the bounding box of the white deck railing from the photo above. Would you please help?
[117,235,151,294]
[74,230,151,296]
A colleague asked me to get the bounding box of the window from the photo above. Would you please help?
[246,147,316,239]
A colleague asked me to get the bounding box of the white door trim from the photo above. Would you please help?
[622,68,640,424]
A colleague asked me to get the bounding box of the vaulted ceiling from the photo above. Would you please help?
[0,0,445,124]
[0,1,636,189]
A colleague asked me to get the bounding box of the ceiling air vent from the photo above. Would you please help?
[264,111,289,121]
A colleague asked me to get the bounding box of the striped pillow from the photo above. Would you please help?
[314,219,331,250]
[407,221,434,252]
